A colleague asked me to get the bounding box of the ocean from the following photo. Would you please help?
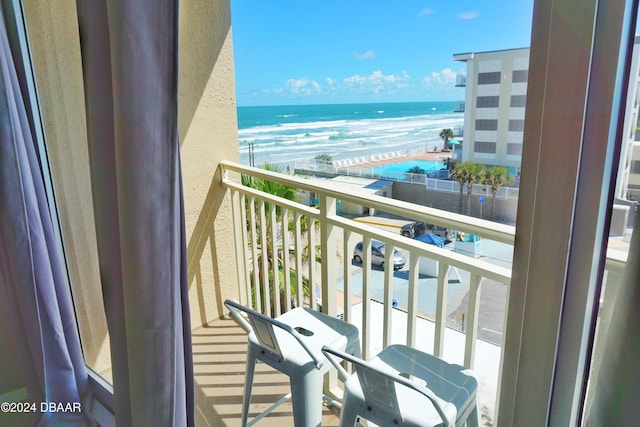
[237,101,464,167]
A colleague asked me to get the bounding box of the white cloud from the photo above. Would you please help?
[343,70,411,94]
[457,11,480,19]
[423,68,460,91]
[418,8,433,16]
[284,77,321,95]
[354,50,376,60]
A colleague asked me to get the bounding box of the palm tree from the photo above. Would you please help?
[465,163,485,216]
[449,162,468,214]
[483,167,514,220]
[242,163,310,312]
[439,128,454,150]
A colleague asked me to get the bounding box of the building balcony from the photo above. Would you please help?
[454,101,465,113]
[456,74,467,87]
[197,161,627,425]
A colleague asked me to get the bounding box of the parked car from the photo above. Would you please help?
[400,221,453,241]
[353,240,406,270]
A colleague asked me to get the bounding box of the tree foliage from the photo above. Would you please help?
[483,166,514,220]
[242,163,311,313]
[439,128,454,150]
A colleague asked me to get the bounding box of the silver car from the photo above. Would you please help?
[353,240,406,270]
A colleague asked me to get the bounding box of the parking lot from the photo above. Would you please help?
[341,215,513,345]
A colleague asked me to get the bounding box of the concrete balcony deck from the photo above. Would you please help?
[193,316,341,427]
[192,309,500,426]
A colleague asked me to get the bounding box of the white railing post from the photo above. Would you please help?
[383,245,394,348]
[406,253,420,347]
[319,195,338,317]
[434,263,450,357]
[464,273,482,368]
[362,237,373,360]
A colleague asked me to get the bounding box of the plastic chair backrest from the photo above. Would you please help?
[322,346,452,426]
[224,299,323,368]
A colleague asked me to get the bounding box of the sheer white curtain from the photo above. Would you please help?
[586,213,640,425]
[76,1,194,425]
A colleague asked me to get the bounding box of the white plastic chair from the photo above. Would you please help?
[224,300,361,427]
[322,344,479,427]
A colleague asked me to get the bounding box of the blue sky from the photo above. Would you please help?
[231,1,534,106]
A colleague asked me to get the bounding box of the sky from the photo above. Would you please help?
[230,1,534,106]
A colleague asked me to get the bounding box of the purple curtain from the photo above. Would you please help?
[0,6,94,427]
[76,1,194,425]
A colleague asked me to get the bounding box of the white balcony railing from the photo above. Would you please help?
[219,160,627,423]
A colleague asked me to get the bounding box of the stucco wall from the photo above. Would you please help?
[22,0,240,380]
[178,0,240,326]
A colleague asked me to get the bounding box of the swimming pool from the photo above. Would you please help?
[361,159,443,178]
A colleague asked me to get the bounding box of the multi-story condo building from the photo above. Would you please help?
[455,41,640,205]
[453,47,530,174]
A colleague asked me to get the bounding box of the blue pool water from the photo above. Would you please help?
[362,159,443,178]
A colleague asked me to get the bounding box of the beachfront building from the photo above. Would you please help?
[453,47,530,173]
[1,1,639,427]
[455,40,640,204]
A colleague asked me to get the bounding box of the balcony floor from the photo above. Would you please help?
[192,305,499,426]
[192,316,341,427]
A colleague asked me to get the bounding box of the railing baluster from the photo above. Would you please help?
[269,203,280,316]
[362,236,373,359]
[259,200,270,315]
[231,190,247,306]
[464,273,482,368]
[308,216,317,310]
[294,212,304,308]
[248,196,261,312]
[281,209,292,312]
[343,230,352,323]
[383,243,394,348]
[434,263,450,357]
[406,253,420,347]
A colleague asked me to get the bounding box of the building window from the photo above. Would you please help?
[476,119,498,131]
[511,95,527,107]
[474,141,497,153]
[631,160,640,174]
[509,119,525,132]
[478,71,502,85]
[507,143,523,155]
[512,69,528,83]
[477,96,500,108]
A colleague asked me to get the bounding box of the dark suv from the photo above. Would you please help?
[400,221,453,241]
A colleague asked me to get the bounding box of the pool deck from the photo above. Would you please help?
[354,150,453,169]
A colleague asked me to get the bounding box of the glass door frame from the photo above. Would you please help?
[501,0,638,425]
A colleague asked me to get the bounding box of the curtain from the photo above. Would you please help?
[0,5,94,427]
[76,1,194,426]
[586,212,640,425]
